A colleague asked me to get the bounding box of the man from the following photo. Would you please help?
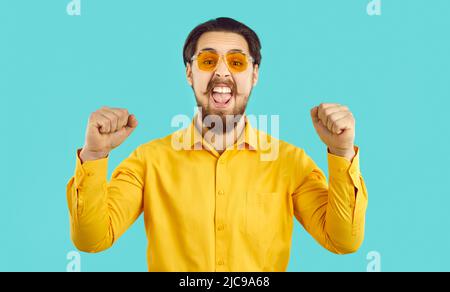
[66,17,368,272]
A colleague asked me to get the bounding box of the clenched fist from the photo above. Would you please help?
[310,103,356,161]
[80,106,138,163]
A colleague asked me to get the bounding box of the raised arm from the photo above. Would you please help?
[66,106,143,253]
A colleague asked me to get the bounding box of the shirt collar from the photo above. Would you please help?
[184,114,258,152]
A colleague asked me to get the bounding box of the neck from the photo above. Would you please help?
[195,113,246,154]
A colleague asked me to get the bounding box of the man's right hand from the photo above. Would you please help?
[79,106,138,163]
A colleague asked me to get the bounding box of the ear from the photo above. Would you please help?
[252,64,259,87]
[186,63,193,86]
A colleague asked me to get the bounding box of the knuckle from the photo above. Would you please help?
[336,119,345,127]
[113,113,121,121]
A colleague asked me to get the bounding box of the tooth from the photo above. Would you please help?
[212,87,232,94]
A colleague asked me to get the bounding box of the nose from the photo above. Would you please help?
[214,56,231,78]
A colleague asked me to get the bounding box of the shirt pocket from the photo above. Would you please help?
[245,191,283,249]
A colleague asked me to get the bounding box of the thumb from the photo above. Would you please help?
[127,114,138,129]
[310,106,319,123]
[108,115,138,149]
[123,114,138,136]
[119,115,138,137]
[310,107,329,136]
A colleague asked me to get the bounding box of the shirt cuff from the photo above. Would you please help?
[74,148,109,189]
[327,146,362,190]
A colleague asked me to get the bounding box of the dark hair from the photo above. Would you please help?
[183,17,262,67]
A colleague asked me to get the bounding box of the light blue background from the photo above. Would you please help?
[1,0,449,271]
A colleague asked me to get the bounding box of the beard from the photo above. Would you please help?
[192,77,252,134]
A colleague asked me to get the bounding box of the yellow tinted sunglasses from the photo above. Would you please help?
[191,50,254,73]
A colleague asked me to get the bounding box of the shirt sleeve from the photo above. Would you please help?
[65,146,145,253]
[291,146,368,254]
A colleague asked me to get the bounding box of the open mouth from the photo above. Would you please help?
[210,85,233,108]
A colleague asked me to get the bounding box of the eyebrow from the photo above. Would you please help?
[198,48,245,54]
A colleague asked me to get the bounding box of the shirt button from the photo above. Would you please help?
[218,224,225,231]
[87,172,93,177]
[77,170,82,177]
[217,259,224,266]
[219,160,226,165]
[218,190,224,196]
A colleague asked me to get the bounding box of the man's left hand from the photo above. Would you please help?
[310,103,356,161]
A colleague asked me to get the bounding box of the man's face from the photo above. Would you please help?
[186,32,259,127]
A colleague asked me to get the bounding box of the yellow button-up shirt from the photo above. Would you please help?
[66,118,368,272]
